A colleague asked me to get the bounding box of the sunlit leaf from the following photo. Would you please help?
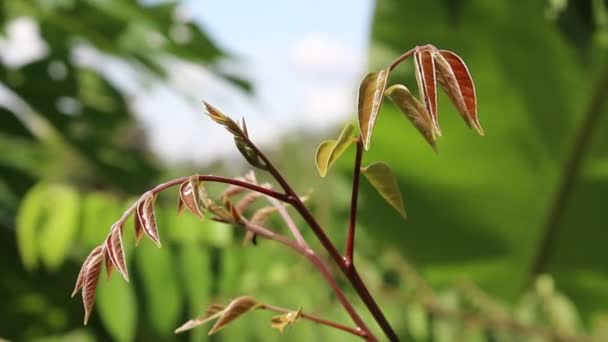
[414,48,440,135]
[82,246,104,325]
[16,183,80,271]
[16,183,46,271]
[433,50,484,135]
[136,193,161,247]
[386,84,437,149]
[271,308,303,334]
[104,224,129,282]
[178,175,205,219]
[38,184,80,270]
[358,69,390,150]
[209,296,261,335]
[361,162,406,218]
[315,122,356,177]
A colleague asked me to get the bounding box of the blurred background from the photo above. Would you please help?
[1,0,608,341]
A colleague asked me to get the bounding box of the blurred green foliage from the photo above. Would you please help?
[2,0,608,341]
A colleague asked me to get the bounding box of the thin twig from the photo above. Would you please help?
[261,304,366,338]
[267,196,307,247]
[227,218,373,340]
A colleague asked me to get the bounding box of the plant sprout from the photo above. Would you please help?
[71,44,483,342]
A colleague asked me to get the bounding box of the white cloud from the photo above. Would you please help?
[0,17,48,68]
[302,84,356,128]
[289,34,364,75]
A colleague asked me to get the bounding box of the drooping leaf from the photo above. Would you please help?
[315,122,356,177]
[358,69,390,150]
[97,269,137,342]
[38,184,80,270]
[104,224,129,282]
[16,183,80,271]
[72,245,104,298]
[133,207,144,246]
[361,162,407,218]
[271,308,303,334]
[136,193,161,247]
[433,50,484,135]
[15,183,47,271]
[208,296,261,335]
[82,246,105,325]
[386,84,437,149]
[178,175,205,219]
[414,48,440,135]
[175,304,225,334]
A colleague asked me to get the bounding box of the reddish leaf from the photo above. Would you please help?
[82,247,104,325]
[72,245,104,298]
[133,209,144,246]
[414,48,440,135]
[358,69,390,150]
[137,193,161,247]
[104,249,114,280]
[178,175,205,220]
[104,224,129,282]
[433,50,484,135]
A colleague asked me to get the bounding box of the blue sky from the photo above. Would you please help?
[0,1,375,165]
[142,0,375,164]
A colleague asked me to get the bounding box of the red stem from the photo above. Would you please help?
[245,135,398,341]
[345,138,364,265]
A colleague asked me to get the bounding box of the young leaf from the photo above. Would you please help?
[133,209,144,246]
[358,69,390,150]
[236,191,262,213]
[204,102,242,136]
[175,304,225,333]
[271,308,303,334]
[137,193,161,247]
[386,84,437,150]
[82,246,104,325]
[72,245,104,298]
[178,175,205,220]
[362,162,406,218]
[433,50,484,135]
[208,296,261,335]
[315,122,355,177]
[414,48,440,135]
[104,224,129,282]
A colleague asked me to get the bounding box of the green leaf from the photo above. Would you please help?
[16,183,80,271]
[315,122,355,177]
[16,183,47,271]
[361,162,406,218]
[97,272,137,342]
[358,69,389,150]
[136,239,183,335]
[386,84,437,150]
